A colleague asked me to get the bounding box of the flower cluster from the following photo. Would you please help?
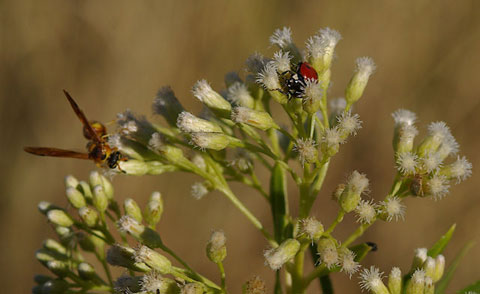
[30,26,473,294]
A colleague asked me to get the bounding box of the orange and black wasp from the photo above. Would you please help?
[24,90,126,170]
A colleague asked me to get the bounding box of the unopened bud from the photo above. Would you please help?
[66,187,86,209]
[206,230,227,263]
[78,181,93,202]
[423,256,436,279]
[92,185,108,213]
[388,267,402,294]
[41,279,69,294]
[345,57,376,107]
[124,198,142,223]
[47,210,74,227]
[89,171,103,187]
[135,245,172,274]
[38,201,61,215]
[181,283,204,294]
[190,132,232,151]
[144,192,164,227]
[232,107,279,131]
[424,277,434,294]
[78,207,99,227]
[43,239,67,256]
[117,215,162,248]
[192,79,232,117]
[264,239,300,270]
[339,171,369,213]
[432,255,445,282]
[177,111,223,133]
[406,269,425,294]
[46,260,69,277]
[77,262,96,280]
[411,248,428,270]
[64,175,79,189]
[306,28,342,73]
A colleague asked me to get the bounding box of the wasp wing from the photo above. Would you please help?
[63,90,102,144]
[24,147,90,159]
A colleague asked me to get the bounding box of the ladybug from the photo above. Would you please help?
[279,62,319,99]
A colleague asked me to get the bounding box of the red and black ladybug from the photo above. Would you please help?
[279,62,319,99]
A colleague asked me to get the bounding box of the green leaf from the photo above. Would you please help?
[458,280,480,294]
[428,224,456,257]
[269,162,289,242]
[435,241,475,294]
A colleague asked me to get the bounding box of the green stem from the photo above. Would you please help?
[291,242,309,293]
[325,210,345,234]
[342,222,374,247]
[217,262,226,292]
[96,251,113,287]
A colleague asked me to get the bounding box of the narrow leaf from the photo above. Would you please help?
[458,280,480,294]
[435,241,475,294]
[428,224,456,257]
[270,162,289,242]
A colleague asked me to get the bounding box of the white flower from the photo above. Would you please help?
[270,27,292,48]
[355,200,377,224]
[396,152,418,175]
[380,197,405,221]
[257,63,281,90]
[392,109,417,127]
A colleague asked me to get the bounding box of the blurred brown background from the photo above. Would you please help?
[1,0,479,293]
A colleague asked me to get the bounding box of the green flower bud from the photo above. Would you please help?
[411,248,427,270]
[64,175,79,189]
[264,239,300,270]
[232,107,279,131]
[47,210,74,227]
[92,185,108,213]
[192,79,232,117]
[432,255,445,282]
[206,230,227,263]
[43,239,67,256]
[34,274,53,285]
[66,187,86,209]
[405,269,425,294]
[46,260,69,277]
[41,279,69,294]
[423,256,436,279]
[339,171,369,213]
[306,28,342,73]
[388,267,402,294]
[100,174,114,200]
[55,226,72,241]
[38,201,61,215]
[35,248,64,266]
[135,245,172,274]
[317,237,339,269]
[124,198,143,223]
[78,207,99,227]
[89,171,103,188]
[78,181,93,202]
[144,192,163,227]
[118,160,177,176]
[78,231,105,253]
[77,262,96,280]
[424,277,434,294]
[345,57,376,107]
[190,132,232,151]
[417,122,454,157]
[117,215,162,248]
[157,145,189,166]
[177,111,223,133]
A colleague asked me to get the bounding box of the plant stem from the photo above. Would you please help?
[217,262,226,292]
[325,211,345,234]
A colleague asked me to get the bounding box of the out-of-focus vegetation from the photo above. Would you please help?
[1,0,479,292]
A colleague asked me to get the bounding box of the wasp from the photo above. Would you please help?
[24,90,126,170]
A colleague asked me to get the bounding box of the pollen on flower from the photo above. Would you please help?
[269,27,292,48]
[257,63,281,90]
[272,51,291,72]
[426,174,450,199]
[380,197,405,221]
[340,249,360,278]
[392,109,417,127]
[191,182,208,200]
[293,138,318,165]
[302,79,323,101]
[359,266,384,292]
[396,152,418,175]
[449,156,472,183]
[355,199,377,224]
[355,57,376,78]
[337,111,362,136]
[227,82,254,108]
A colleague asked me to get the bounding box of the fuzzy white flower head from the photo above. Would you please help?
[414,248,428,263]
[355,57,376,79]
[270,27,293,48]
[191,182,208,200]
[117,215,143,235]
[191,154,206,170]
[176,111,222,133]
[306,28,342,60]
[392,109,417,127]
[437,136,460,159]
[319,248,339,269]
[412,269,426,284]
[340,249,360,278]
[226,82,255,108]
[359,266,386,293]
[338,112,362,136]
[380,197,405,221]
[396,152,418,175]
[264,239,300,271]
[323,127,344,147]
[257,63,281,90]
[302,78,323,99]
[140,271,172,293]
[421,152,443,173]
[298,217,324,241]
[348,170,370,194]
[426,174,450,199]
[355,199,377,224]
[400,124,419,140]
[272,51,291,72]
[390,267,401,279]
[448,156,472,183]
[117,110,138,135]
[428,121,452,143]
[293,138,318,165]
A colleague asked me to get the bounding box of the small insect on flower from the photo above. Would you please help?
[279,62,319,99]
[24,90,127,170]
